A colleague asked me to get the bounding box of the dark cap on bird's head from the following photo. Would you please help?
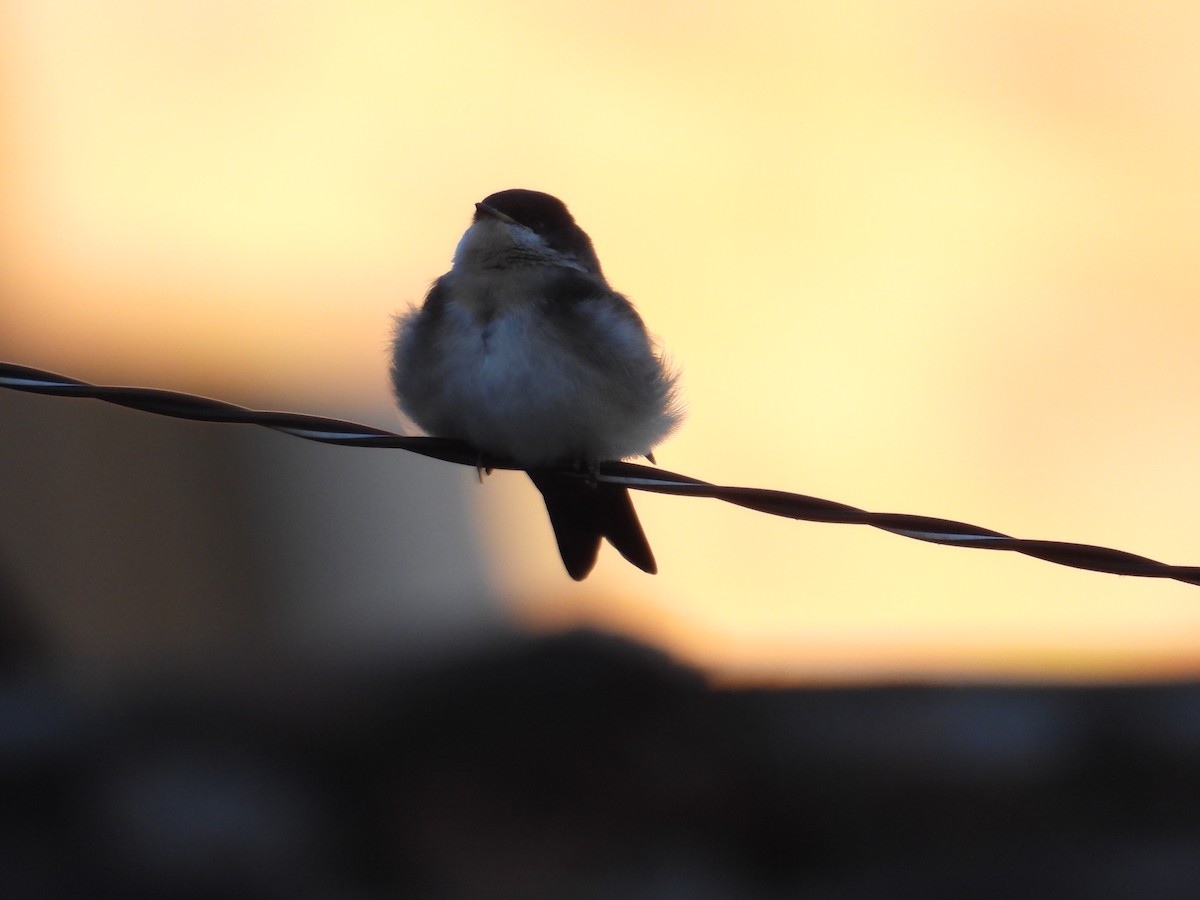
[474,189,602,276]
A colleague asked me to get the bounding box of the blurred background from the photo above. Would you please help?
[3,0,1200,682]
[2,2,1200,896]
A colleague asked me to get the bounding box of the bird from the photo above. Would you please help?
[390,189,682,580]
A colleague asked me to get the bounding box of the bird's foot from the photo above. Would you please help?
[566,459,602,487]
[475,454,494,484]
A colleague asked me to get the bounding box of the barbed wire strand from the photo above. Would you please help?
[3,360,1198,588]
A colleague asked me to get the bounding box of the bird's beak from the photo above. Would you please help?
[475,202,517,225]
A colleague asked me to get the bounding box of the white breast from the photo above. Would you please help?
[394,275,678,465]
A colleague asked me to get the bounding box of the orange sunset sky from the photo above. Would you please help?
[2,1,1200,682]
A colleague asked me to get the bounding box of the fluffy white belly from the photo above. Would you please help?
[397,300,674,465]
[444,307,623,462]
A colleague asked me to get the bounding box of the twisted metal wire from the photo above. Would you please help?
[4,360,1199,588]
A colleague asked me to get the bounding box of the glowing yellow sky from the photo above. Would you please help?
[3,1,1200,682]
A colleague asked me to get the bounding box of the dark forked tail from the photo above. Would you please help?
[527,470,657,580]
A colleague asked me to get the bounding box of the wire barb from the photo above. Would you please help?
[3,360,1198,588]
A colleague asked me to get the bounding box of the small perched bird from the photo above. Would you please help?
[390,189,682,579]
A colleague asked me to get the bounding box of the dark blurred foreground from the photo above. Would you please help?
[4,620,1200,900]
